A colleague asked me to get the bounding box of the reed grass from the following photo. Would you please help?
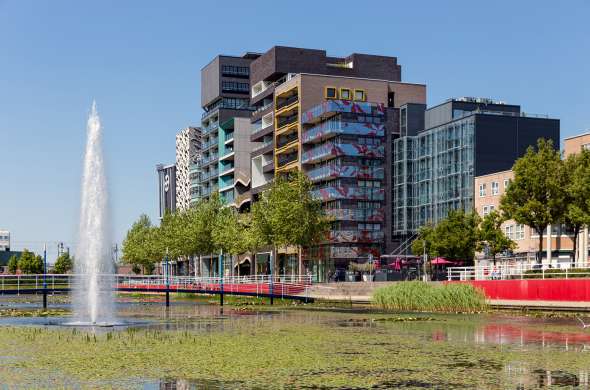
[372,281,487,312]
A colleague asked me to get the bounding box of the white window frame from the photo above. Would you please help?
[491,181,499,195]
[479,183,486,197]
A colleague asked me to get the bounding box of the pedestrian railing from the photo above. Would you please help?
[447,263,590,281]
[0,274,313,300]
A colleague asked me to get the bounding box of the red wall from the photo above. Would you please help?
[455,279,590,301]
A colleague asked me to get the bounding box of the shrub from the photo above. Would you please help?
[372,281,487,313]
[523,268,590,279]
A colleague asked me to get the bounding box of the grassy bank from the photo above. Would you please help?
[372,281,487,312]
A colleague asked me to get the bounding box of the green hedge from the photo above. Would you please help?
[523,268,590,279]
[372,281,487,313]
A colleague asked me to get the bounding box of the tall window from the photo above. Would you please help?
[515,224,525,240]
[479,183,486,197]
[491,181,499,195]
[504,179,510,190]
[505,225,514,240]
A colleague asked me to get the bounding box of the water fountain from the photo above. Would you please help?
[71,101,116,325]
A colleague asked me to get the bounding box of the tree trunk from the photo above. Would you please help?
[492,254,496,266]
[538,230,544,265]
[573,227,580,267]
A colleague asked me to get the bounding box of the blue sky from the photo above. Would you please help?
[0,0,588,260]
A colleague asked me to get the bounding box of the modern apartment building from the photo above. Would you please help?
[276,73,425,276]
[175,126,201,211]
[218,117,253,209]
[249,47,403,195]
[246,47,426,277]
[0,230,9,251]
[392,98,560,243]
[199,54,259,205]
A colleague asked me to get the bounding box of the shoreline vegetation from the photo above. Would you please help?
[372,281,488,313]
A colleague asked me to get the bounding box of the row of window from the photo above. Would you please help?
[325,87,366,102]
[221,81,249,93]
[505,224,526,240]
[221,65,249,77]
[479,179,511,197]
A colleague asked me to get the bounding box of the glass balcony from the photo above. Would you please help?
[302,120,384,144]
[202,121,219,135]
[276,132,298,149]
[200,154,219,166]
[302,100,385,125]
[325,208,385,222]
[301,142,384,164]
[219,164,234,175]
[328,230,384,243]
[253,139,273,153]
[224,132,234,142]
[276,113,298,129]
[276,94,298,111]
[306,164,384,182]
[200,168,219,181]
[202,137,219,150]
[221,189,236,204]
[311,186,384,201]
[277,152,298,168]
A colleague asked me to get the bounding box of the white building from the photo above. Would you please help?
[0,230,10,251]
[175,126,201,210]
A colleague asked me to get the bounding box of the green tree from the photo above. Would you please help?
[252,172,330,271]
[53,252,73,274]
[184,194,225,274]
[477,211,516,265]
[500,139,566,263]
[122,214,161,274]
[563,149,590,263]
[212,206,246,256]
[17,249,43,274]
[412,211,480,263]
[7,255,19,274]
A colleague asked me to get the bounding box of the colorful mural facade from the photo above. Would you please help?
[302,99,386,266]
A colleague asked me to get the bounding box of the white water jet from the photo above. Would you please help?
[73,101,115,325]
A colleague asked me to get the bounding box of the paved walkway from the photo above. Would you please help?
[490,299,590,311]
[309,282,590,310]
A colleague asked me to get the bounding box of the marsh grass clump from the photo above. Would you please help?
[372,281,487,313]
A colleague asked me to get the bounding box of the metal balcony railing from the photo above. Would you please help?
[276,95,298,111]
[276,113,298,129]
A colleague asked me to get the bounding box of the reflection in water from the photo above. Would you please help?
[506,363,589,389]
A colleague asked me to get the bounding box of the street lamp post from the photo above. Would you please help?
[43,243,47,310]
[219,249,224,307]
[165,248,170,308]
[269,250,274,305]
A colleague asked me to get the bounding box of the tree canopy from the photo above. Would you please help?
[412,210,481,263]
[562,148,590,262]
[17,249,43,274]
[53,252,73,274]
[477,210,516,264]
[7,255,18,274]
[500,139,565,262]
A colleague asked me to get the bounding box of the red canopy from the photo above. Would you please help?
[431,257,454,265]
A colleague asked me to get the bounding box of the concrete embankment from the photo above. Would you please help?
[309,281,590,311]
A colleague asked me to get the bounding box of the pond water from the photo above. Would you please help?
[1,294,590,389]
